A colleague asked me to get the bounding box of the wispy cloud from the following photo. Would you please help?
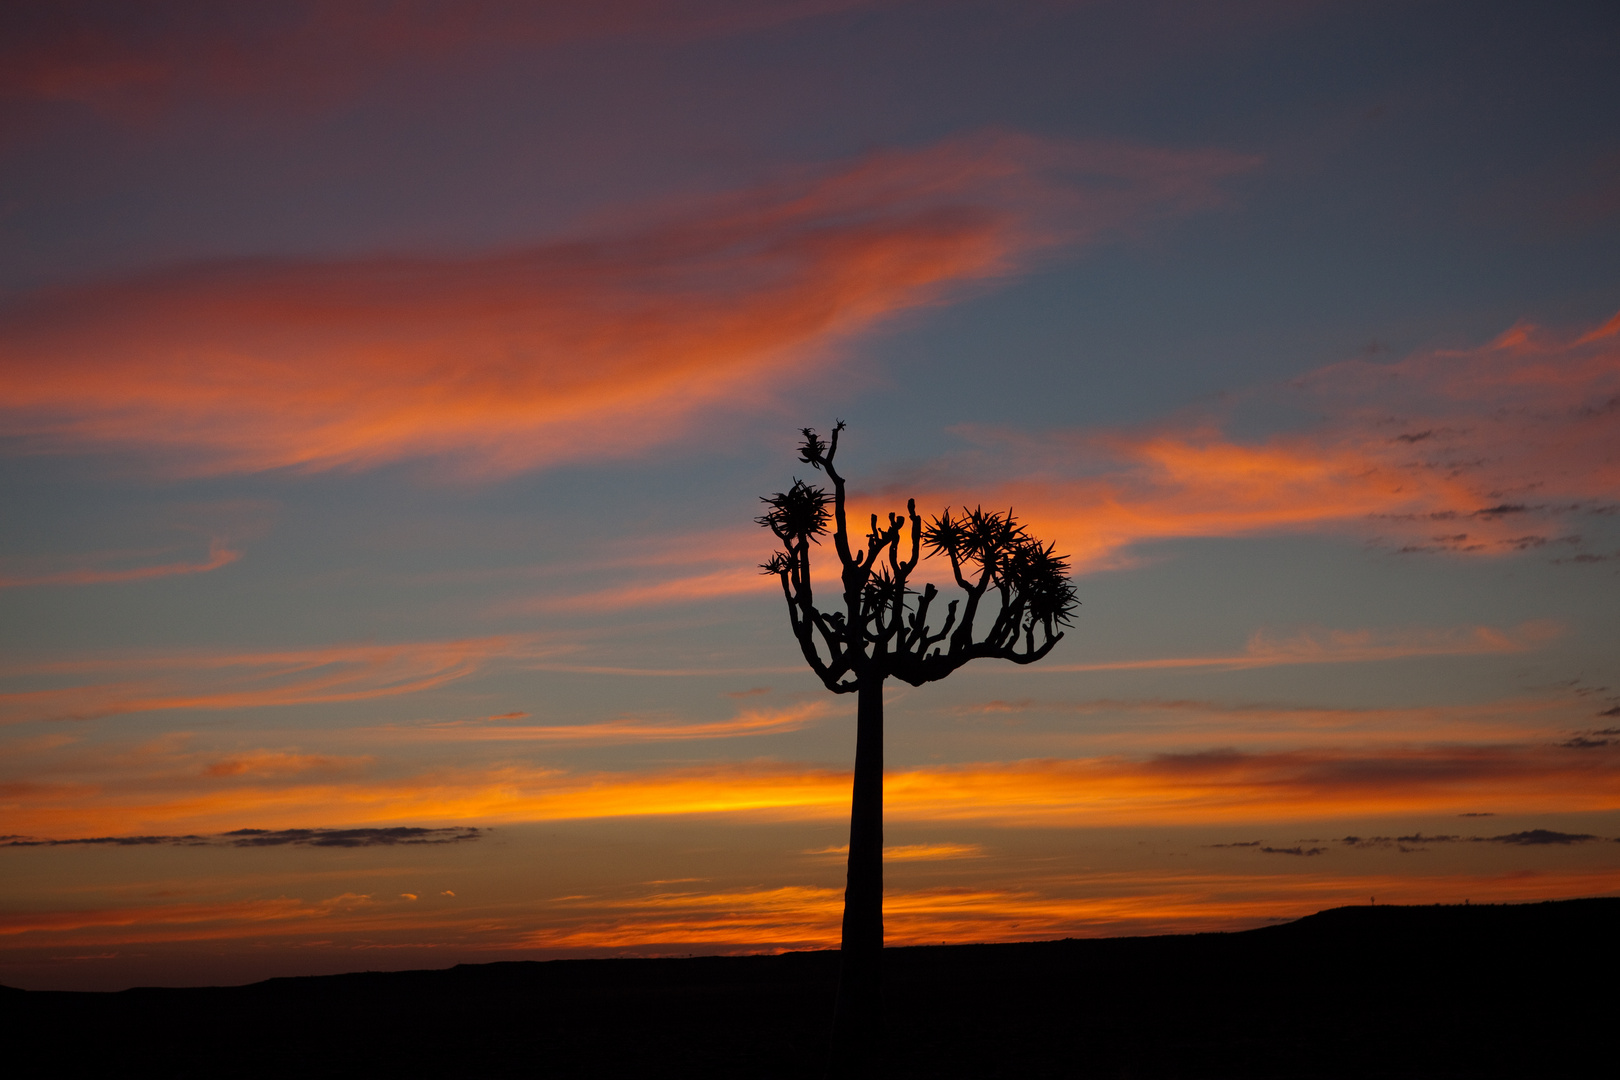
[0,134,1252,477]
[0,538,240,588]
[0,889,444,943]
[0,636,565,724]
[382,701,828,744]
[578,301,1617,607]
[524,884,843,951]
[7,739,1616,837]
[802,842,985,861]
[500,527,781,615]
[517,866,1620,952]
[958,692,1577,752]
[200,749,374,780]
[875,746,1620,826]
[535,567,773,613]
[10,864,1618,960]
[1,825,480,849]
[0,1,886,122]
[1043,621,1558,673]
[883,309,1620,571]
[1335,829,1604,850]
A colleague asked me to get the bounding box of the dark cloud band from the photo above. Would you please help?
[1,826,482,849]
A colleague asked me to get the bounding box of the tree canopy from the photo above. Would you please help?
[758,421,1078,694]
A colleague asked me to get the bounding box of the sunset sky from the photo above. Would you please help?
[2,0,1618,992]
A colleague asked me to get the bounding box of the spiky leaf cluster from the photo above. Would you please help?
[755,479,832,545]
[1001,537,1079,625]
[796,420,843,470]
[924,507,1078,628]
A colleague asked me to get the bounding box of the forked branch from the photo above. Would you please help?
[760,424,1078,691]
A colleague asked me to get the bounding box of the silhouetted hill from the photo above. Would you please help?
[4,898,1613,1077]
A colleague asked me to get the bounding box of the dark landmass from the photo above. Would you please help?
[4,899,1614,1077]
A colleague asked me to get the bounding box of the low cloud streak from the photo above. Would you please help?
[2,825,481,849]
[6,740,1615,837]
[1043,621,1557,673]
[383,702,828,744]
[0,539,240,589]
[0,636,565,724]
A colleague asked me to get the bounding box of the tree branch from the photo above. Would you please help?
[763,424,1078,692]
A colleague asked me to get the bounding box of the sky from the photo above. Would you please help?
[1,0,1617,992]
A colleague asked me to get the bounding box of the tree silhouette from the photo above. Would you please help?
[758,421,1078,1074]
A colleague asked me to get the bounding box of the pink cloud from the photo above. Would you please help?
[0,1,885,121]
[379,701,828,744]
[0,636,564,724]
[893,308,1620,570]
[547,309,1614,620]
[0,538,239,589]
[1044,620,1560,672]
[0,133,1253,477]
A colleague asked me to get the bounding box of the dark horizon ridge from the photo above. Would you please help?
[5,897,1612,1078]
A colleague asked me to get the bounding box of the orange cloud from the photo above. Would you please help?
[879,867,1620,943]
[0,890,447,945]
[1044,620,1558,672]
[521,884,844,951]
[0,538,239,589]
[0,897,318,940]
[879,309,1620,571]
[536,566,774,613]
[957,693,1580,752]
[202,751,364,778]
[877,746,1620,826]
[570,310,1615,610]
[383,701,828,744]
[9,867,1616,967]
[0,134,1252,476]
[0,636,562,724]
[501,525,783,615]
[517,867,1620,953]
[805,842,985,861]
[0,2,882,120]
[6,739,1615,838]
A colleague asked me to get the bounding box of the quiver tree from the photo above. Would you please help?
[757,422,1078,1073]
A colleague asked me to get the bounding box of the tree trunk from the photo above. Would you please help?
[826,675,884,1077]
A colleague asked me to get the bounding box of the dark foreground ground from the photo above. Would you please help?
[4,899,1615,1077]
